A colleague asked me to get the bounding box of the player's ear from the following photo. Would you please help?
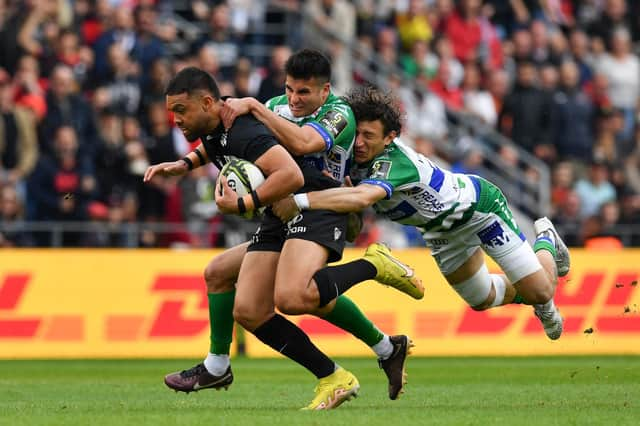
[384,130,397,146]
[202,94,214,111]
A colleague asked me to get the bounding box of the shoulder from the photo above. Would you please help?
[371,141,421,182]
[225,115,273,143]
[265,94,287,110]
[320,94,354,121]
[230,114,270,136]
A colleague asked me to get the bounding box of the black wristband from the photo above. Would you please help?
[194,149,206,165]
[237,197,247,214]
[250,190,262,209]
[182,156,194,170]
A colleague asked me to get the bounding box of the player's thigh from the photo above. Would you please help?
[204,241,249,292]
[234,250,279,323]
[275,239,329,296]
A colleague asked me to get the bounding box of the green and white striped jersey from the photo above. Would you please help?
[265,92,356,182]
[351,139,481,236]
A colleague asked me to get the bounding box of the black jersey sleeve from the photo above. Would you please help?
[226,115,279,162]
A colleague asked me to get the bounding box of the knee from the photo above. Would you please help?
[274,290,309,315]
[232,302,261,331]
[204,261,234,293]
[527,285,553,304]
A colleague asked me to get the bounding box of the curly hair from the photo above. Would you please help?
[344,86,402,136]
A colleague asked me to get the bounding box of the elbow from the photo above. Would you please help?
[286,167,305,193]
[354,198,372,211]
[352,190,375,211]
[287,144,307,157]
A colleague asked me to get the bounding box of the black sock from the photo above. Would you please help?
[253,314,335,378]
[313,260,377,307]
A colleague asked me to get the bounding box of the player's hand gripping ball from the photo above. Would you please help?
[218,159,265,219]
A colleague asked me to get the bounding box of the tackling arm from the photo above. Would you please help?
[307,184,387,213]
[244,98,327,156]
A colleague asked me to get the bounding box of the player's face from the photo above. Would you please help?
[284,76,330,117]
[166,92,215,142]
[354,120,396,164]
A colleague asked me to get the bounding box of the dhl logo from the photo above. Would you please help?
[1,272,638,341]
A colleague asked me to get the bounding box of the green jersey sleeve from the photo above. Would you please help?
[359,143,420,199]
[305,94,356,153]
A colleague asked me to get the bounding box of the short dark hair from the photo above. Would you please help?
[344,86,402,136]
[164,67,221,99]
[284,49,331,83]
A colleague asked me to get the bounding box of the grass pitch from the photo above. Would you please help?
[1,356,638,425]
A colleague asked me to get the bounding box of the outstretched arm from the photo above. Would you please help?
[143,144,209,182]
[272,184,387,221]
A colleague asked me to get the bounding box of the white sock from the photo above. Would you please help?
[489,275,507,307]
[371,335,393,359]
[534,299,556,312]
[203,353,230,376]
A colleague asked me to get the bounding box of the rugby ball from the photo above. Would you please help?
[219,158,265,219]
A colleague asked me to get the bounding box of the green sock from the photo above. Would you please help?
[533,238,557,257]
[322,295,384,346]
[209,290,235,354]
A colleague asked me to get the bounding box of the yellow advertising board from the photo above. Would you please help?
[1,249,639,359]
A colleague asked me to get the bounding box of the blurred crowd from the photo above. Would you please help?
[1,0,640,248]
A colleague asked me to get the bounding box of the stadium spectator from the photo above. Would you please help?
[27,125,97,246]
[487,68,510,122]
[12,54,47,122]
[304,0,356,94]
[130,4,166,82]
[92,6,136,84]
[594,27,639,141]
[0,183,34,247]
[587,0,634,49]
[398,80,448,142]
[256,45,291,103]
[191,3,242,81]
[370,26,400,77]
[574,159,617,218]
[461,62,496,125]
[428,59,463,110]
[94,43,142,116]
[550,60,595,162]
[0,78,39,191]
[443,0,502,70]
[395,0,432,52]
[39,64,96,160]
[399,39,438,81]
[431,35,464,87]
[568,28,594,87]
[140,57,172,115]
[499,58,552,160]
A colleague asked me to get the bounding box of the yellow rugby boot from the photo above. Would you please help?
[364,243,425,299]
[302,367,360,410]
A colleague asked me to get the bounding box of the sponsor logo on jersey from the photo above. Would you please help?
[409,188,445,212]
[370,160,392,180]
[477,221,510,248]
[326,150,343,180]
[318,110,348,139]
[286,214,307,234]
[429,238,449,247]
